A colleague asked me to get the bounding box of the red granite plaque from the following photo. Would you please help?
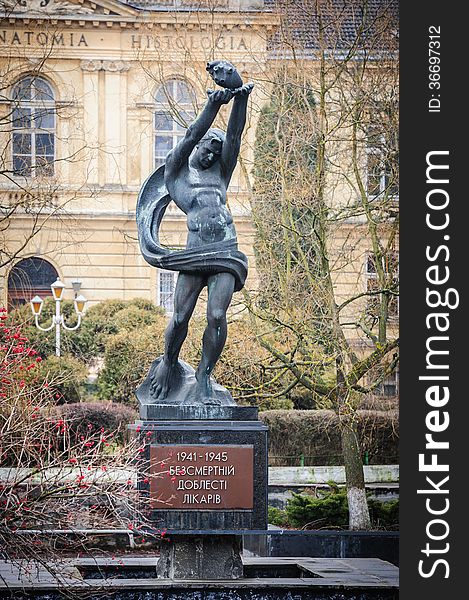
[150,444,254,510]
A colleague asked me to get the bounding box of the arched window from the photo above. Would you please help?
[154,79,196,168]
[7,257,58,308]
[11,76,56,177]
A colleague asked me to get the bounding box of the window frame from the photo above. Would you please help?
[156,269,178,314]
[10,76,56,178]
[379,368,399,397]
[365,123,399,200]
[153,79,196,168]
[367,365,399,397]
[7,256,59,308]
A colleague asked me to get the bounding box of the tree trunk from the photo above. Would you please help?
[340,418,371,530]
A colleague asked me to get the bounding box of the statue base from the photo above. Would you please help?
[136,357,236,407]
[139,403,258,421]
[131,417,268,531]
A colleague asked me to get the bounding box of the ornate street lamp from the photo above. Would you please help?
[30,277,87,357]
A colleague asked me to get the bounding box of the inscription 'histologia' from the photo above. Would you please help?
[130,34,248,52]
[150,444,254,510]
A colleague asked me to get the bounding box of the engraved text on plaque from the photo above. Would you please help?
[150,444,254,510]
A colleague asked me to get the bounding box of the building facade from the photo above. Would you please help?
[1,0,278,309]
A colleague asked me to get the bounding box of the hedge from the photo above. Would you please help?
[97,320,167,404]
[53,402,137,443]
[260,409,399,465]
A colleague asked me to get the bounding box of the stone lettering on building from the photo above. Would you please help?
[0,30,88,47]
[0,30,249,53]
[150,444,254,509]
[130,34,248,52]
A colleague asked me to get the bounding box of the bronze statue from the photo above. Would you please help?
[136,61,253,406]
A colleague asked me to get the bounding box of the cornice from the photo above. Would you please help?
[2,5,278,30]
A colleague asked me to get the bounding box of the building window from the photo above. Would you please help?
[7,257,58,308]
[157,270,177,313]
[11,76,56,177]
[377,369,399,396]
[365,252,399,320]
[368,366,399,397]
[154,79,196,168]
[366,126,398,198]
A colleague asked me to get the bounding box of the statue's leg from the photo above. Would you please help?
[151,272,205,400]
[195,272,235,399]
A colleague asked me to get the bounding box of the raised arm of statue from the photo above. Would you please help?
[165,89,233,175]
[221,83,254,183]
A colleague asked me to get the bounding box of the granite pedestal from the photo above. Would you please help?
[130,404,268,579]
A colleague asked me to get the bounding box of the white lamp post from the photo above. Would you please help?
[30,277,87,357]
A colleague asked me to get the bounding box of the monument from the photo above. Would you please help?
[133,60,268,579]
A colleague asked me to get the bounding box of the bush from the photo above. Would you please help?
[260,409,399,465]
[98,319,167,403]
[112,304,160,333]
[368,496,400,530]
[358,395,399,411]
[268,506,289,527]
[0,309,148,560]
[275,490,399,530]
[81,298,164,357]
[286,489,349,528]
[359,410,400,464]
[37,354,88,404]
[53,402,137,444]
[0,311,55,465]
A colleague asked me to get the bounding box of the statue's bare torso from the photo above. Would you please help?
[165,161,235,248]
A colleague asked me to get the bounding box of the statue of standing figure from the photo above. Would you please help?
[136,61,253,406]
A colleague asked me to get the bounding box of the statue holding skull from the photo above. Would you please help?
[136,60,253,406]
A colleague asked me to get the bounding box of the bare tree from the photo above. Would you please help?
[0,309,166,585]
[246,0,399,529]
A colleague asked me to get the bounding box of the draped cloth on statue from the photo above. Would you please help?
[136,165,248,292]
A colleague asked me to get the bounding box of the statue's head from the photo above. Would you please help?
[194,128,226,169]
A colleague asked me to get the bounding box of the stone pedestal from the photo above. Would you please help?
[156,535,243,579]
[131,403,268,579]
[132,406,268,531]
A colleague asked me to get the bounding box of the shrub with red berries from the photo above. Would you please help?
[0,308,156,562]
